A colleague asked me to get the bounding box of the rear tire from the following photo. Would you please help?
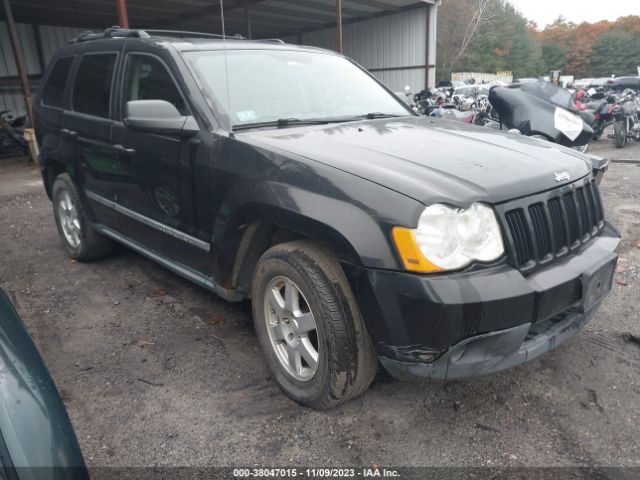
[614,120,626,148]
[52,173,114,261]
[251,241,378,410]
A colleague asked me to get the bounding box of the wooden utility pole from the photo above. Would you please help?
[336,0,343,53]
[244,6,252,39]
[115,0,130,28]
[1,0,34,126]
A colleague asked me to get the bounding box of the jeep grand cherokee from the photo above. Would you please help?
[34,28,620,409]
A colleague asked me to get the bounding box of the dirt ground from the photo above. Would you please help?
[1,136,640,469]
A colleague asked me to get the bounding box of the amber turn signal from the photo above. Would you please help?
[391,227,444,274]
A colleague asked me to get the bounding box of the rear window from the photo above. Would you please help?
[72,53,117,118]
[41,56,74,108]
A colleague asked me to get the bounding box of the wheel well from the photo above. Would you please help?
[231,222,304,297]
[43,160,67,199]
[231,221,360,298]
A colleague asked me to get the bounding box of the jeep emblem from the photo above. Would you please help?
[554,171,570,182]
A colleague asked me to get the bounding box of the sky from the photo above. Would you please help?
[507,0,638,28]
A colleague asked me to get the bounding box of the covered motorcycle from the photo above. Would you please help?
[489,82,594,147]
[488,82,607,184]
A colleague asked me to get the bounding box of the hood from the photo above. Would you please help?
[239,116,591,206]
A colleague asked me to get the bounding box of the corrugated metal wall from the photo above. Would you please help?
[1,9,435,112]
[0,21,86,115]
[282,8,429,92]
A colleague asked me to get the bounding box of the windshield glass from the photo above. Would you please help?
[519,80,576,111]
[184,49,411,127]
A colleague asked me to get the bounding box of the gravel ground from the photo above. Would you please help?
[0,136,639,470]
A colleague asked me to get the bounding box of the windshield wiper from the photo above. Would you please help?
[233,117,348,131]
[232,114,406,131]
[361,112,406,119]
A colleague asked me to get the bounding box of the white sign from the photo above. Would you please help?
[554,107,583,142]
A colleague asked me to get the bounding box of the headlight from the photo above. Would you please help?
[392,203,504,273]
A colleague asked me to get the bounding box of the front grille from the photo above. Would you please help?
[498,177,605,272]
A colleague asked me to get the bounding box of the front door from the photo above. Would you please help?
[108,52,210,271]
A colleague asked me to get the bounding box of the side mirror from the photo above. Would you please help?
[124,100,199,137]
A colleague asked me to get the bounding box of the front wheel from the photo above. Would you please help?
[592,125,604,141]
[613,119,627,148]
[251,241,378,410]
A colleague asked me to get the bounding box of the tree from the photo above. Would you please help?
[591,30,640,77]
[564,21,611,77]
[435,3,640,80]
[436,0,494,80]
[540,42,566,73]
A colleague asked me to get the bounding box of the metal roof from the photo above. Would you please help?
[1,0,436,38]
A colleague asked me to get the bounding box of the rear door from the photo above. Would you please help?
[35,55,75,171]
[63,48,120,210]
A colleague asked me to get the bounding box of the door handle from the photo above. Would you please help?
[112,144,136,155]
[60,128,78,140]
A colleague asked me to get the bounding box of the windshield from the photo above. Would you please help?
[519,80,577,111]
[184,49,411,128]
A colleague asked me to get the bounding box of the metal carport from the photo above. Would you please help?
[1,0,439,125]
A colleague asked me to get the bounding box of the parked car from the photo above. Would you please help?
[607,76,640,92]
[35,28,620,409]
[0,288,88,479]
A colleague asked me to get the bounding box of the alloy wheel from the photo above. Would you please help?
[57,190,82,248]
[263,276,319,381]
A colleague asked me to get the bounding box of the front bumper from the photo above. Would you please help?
[346,222,620,380]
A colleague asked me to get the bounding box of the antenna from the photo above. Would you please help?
[220,0,233,131]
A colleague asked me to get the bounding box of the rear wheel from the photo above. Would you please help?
[614,120,626,148]
[52,173,114,261]
[251,241,378,410]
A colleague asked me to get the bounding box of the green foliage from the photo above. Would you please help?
[436,0,640,80]
[590,30,640,77]
[540,43,566,72]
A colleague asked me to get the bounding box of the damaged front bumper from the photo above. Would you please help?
[379,305,598,380]
[348,222,620,380]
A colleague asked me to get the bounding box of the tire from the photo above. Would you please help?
[613,120,626,148]
[251,240,378,410]
[592,127,603,141]
[52,173,114,261]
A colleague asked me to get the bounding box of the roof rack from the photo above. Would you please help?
[69,26,247,44]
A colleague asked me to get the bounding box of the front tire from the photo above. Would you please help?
[252,241,378,410]
[614,120,626,148]
[52,173,114,261]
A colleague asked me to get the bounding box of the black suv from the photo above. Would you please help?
[35,28,620,409]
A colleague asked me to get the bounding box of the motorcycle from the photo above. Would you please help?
[0,109,29,157]
[488,82,594,149]
[487,82,608,184]
[611,89,640,148]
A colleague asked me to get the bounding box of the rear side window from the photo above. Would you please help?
[72,53,117,118]
[122,54,187,116]
[41,56,74,108]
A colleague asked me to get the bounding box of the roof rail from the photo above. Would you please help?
[69,26,247,44]
[143,29,246,40]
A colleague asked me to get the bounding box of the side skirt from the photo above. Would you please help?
[94,224,243,303]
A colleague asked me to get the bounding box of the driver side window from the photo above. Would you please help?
[122,54,187,117]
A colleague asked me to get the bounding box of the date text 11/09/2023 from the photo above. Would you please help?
[233,468,401,478]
